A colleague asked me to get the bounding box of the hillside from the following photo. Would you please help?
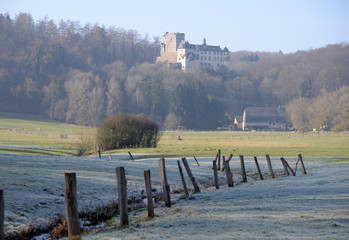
[0,13,348,130]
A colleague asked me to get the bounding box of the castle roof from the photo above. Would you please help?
[178,40,228,52]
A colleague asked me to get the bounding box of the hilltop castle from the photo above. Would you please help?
[156,32,230,70]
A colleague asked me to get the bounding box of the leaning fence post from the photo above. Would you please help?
[280,157,290,175]
[224,159,234,187]
[128,151,135,161]
[182,158,200,193]
[254,156,264,180]
[0,190,4,240]
[239,155,247,182]
[283,158,296,176]
[116,167,129,225]
[144,170,155,218]
[266,154,275,178]
[177,161,189,196]
[159,158,171,207]
[213,160,219,189]
[222,154,233,172]
[298,154,307,175]
[193,156,200,166]
[64,173,81,239]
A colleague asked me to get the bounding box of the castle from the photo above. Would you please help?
[156,32,230,70]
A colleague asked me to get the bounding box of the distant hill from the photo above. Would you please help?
[0,13,348,130]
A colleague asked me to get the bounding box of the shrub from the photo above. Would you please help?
[97,113,161,150]
[76,132,95,156]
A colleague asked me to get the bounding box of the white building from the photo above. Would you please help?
[156,32,230,70]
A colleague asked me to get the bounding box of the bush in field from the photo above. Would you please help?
[76,132,95,156]
[97,113,161,150]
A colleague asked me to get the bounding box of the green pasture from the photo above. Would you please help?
[0,113,93,155]
[111,130,349,158]
[0,113,348,157]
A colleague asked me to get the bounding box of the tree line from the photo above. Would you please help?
[0,13,348,131]
[286,86,349,132]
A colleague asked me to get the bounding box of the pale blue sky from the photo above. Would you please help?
[2,0,349,53]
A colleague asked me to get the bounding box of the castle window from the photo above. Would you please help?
[209,56,211,61]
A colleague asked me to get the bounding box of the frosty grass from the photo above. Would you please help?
[1,153,348,239]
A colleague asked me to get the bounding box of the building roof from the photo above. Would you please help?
[244,107,286,123]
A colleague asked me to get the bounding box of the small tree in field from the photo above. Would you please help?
[97,113,161,150]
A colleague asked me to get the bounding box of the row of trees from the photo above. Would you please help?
[286,86,349,132]
[1,13,348,131]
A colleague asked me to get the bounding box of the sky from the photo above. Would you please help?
[2,0,349,53]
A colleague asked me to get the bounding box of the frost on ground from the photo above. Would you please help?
[0,153,348,239]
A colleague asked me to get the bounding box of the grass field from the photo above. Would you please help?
[122,130,349,158]
[0,113,348,157]
[0,113,92,155]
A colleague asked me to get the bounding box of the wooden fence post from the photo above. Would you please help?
[217,149,221,171]
[159,158,171,207]
[254,156,264,180]
[64,173,81,239]
[222,154,233,172]
[224,159,234,187]
[221,156,226,172]
[280,157,290,175]
[282,158,295,176]
[266,154,275,178]
[239,155,247,182]
[97,144,101,159]
[116,167,129,225]
[0,190,4,240]
[182,158,200,193]
[213,160,219,189]
[298,154,307,175]
[128,151,135,161]
[177,161,189,196]
[144,170,155,218]
[193,156,200,166]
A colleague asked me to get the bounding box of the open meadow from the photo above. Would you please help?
[1,113,348,157]
[0,114,349,239]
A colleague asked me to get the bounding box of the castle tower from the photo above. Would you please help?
[157,32,185,63]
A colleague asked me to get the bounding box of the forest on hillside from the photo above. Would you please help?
[0,13,348,130]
